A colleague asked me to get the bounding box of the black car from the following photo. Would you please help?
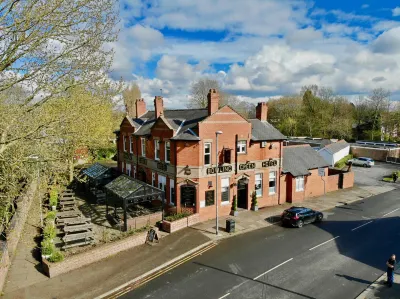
[281,206,323,228]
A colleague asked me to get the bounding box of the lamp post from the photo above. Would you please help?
[215,131,223,236]
[28,154,43,227]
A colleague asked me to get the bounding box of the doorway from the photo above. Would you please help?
[237,179,248,209]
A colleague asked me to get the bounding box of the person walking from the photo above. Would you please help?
[386,254,396,287]
[393,172,398,183]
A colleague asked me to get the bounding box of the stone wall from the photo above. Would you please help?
[0,241,10,292]
[126,212,162,230]
[162,214,200,233]
[350,146,389,161]
[42,229,152,278]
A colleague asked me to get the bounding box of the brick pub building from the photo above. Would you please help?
[116,90,353,221]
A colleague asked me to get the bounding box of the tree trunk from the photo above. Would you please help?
[69,159,74,183]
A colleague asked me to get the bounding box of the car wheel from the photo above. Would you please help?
[297,220,304,228]
[363,164,368,167]
[316,214,323,222]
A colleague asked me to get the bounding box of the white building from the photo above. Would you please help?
[318,141,350,167]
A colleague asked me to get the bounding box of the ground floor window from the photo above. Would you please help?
[170,179,175,205]
[296,176,305,192]
[181,185,196,207]
[126,164,131,176]
[158,175,166,193]
[152,172,156,187]
[205,190,215,206]
[221,178,230,203]
[255,173,262,197]
[269,171,276,195]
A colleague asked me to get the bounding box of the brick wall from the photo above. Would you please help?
[162,214,200,233]
[327,174,340,192]
[42,230,151,278]
[350,146,388,161]
[305,168,327,198]
[126,212,162,230]
[342,172,354,189]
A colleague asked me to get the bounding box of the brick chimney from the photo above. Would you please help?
[256,102,268,121]
[207,89,219,116]
[154,96,164,118]
[135,99,147,118]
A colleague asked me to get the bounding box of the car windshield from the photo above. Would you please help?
[284,211,296,217]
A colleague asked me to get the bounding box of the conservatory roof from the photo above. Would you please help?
[82,163,110,179]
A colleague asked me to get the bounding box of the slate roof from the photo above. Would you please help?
[321,141,349,154]
[132,109,208,140]
[283,146,330,177]
[249,119,286,141]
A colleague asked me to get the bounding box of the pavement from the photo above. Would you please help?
[2,182,396,299]
[122,188,400,299]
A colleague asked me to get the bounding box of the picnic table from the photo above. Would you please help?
[56,210,81,218]
[63,231,94,249]
[60,194,74,199]
[60,206,76,212]
[57,217,90,226]
[59,197,75,203]
[63,223,93,233]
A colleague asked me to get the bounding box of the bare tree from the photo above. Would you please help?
[188,78,233,108]
[122,83,141,117]
[367,88,391,140]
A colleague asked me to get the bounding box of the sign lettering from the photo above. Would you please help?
[206,165,233,175]
[239,162,256,170]
[262,159,278,167]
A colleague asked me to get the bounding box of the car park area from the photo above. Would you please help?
[351,161,400,187]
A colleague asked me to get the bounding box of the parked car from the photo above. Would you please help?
[281,207,323,228]
[347,157,375,167]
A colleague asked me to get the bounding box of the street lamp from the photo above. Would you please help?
[215,131,223,236]
[28,154,43,227]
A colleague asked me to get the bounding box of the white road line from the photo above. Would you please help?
[351,221,373,231]
[309,236,340,251]
[218,293,230,299]
[253,258,293,280]
[383,208,400,217]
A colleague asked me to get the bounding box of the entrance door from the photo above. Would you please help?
[237,180,248,209]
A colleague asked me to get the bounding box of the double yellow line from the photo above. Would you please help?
[106,242,217,299]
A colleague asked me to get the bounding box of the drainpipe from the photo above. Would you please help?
[278,140,282,205]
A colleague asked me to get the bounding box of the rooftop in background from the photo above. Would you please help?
[284,137,338,150]
[283,145,330,177]
[353,140,399,148]
[320,140,349,154]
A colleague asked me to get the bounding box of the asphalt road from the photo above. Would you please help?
[120,189,400,299]
[352,161,399,187]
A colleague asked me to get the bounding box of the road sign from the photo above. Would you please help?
[318,168,325,177]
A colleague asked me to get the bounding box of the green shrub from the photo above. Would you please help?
[165,212,191,222]
[231,195,237,211]
[43,224,56,240]
[48,250,64,263]
[49,189,58,207]
[251,191,258,207]
[46,211,56,221]
[334,154,353,169]
[41,239,55,256]
[95,147,117,161]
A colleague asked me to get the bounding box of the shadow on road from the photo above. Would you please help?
[193,261,317,299]
[335,274,372,284]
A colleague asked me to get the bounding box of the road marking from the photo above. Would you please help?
[351,221,373,231]
[309,236,340,251]
[253,258,293,280]
[362,216,372,220]
[383,208,400,217]
[218,293,231,299]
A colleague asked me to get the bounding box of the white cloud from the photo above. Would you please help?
[372,27,400,54]
[393,7,400,17]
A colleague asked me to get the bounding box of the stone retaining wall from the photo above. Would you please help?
[0,241,10,292]
[126,212,162,230]
[42,229,152,278]
[162,214,200,233]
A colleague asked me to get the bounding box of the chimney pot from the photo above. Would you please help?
[135,98,147,118]
[154,96,164,118]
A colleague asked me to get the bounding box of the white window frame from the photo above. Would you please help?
[255,173,263,197]
[296,176,305,192]
[141,138,146,157]
[237,140,247,154]
[165,141,170,163]
[269,171,276,195]
[158,175,166,193]
[129,136,132,153]
[152,172,156,187]
[123,135,127,152]
[170,179,175,205]
[204,143,211,165]
[221,178,230,204]
[126,163,131,176]
[154,140,160,160]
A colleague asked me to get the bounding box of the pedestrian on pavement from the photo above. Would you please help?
[393,172,398,183]
[386,254,396,287]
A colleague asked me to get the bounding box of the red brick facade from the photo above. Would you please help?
[116,90,354,222]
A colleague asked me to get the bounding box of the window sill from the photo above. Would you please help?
[237,152,246,155]
[295,190,304,192]
[221,201,230,206]
[268,192,276,196]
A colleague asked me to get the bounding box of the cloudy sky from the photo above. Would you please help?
[110,0,400,108]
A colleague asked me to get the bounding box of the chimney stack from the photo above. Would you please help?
[256,102,268,121]
[135,99,147,118]
[207,89,219,116]
[154,96,164,118]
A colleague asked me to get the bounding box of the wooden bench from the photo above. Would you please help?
[56,210,82,218]
[59,198,75,204]
[60,194,74,199]
[57,217,90,226]
[62,239,94,249]
[63,231,94,242]
[63,223,93,233]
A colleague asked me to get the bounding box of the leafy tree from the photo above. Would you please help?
[123,83,141,117]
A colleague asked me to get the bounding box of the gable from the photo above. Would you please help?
[151,116,174,132]
[120,116,135,131]
[202,106,249,124]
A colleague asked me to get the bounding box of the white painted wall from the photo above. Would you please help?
[318,145,350,166]
[332,146,350,165]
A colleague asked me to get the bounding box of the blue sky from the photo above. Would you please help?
[111,0,400,108]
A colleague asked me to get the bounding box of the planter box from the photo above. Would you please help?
[230,210,238,216]
[162,214,200,233]
[251,205,259,211]
[41,228,154,278]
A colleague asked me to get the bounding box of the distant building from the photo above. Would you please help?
[318,140,350,167]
